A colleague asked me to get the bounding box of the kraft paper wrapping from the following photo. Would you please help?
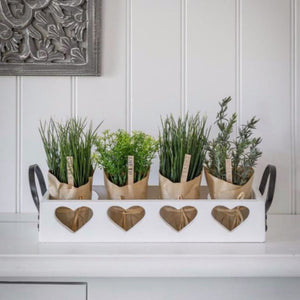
[211,205,249,231]
[48,172,93,200]
[55,206,93,232]
[107,206,145,231]
[204,167,254,199]
[104,172,149,200]
[159,173,202,199]
[160,206,198,231]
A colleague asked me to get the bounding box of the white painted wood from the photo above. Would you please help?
[242,0,291,214]
[21,77,71,212]
[187,0,236,131]
[38,189,265,243]
[1,277,300,300]
[76,0,126,132]
[0,283,86,300]
[296,0,300,214]
[76,0,127,187]
[131,0,181,134]
[87,278,300,300]
[131,0,181,185]
[0,215,299,277]
[0,77,16,213]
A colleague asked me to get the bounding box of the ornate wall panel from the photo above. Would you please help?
[0,0,100,75]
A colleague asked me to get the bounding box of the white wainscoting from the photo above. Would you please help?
[0,0,298,214]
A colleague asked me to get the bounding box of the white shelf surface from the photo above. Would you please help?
[0,214,299,278]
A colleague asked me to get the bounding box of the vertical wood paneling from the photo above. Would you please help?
[242,0,291,214]
[296,0,300,213]
[187,0,236,130]
[16,77,22,213]
[291,0,297,214]
[131,0,181,184]
[131,0,181,133]
[21,77,71,212]
[0,77,16,212]
[181,0,187,116]
[77,0,126,132]
[76,0,127,186]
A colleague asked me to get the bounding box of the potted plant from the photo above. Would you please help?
[205,97,262,199]
[159,113,209,199]
[94,129,158,199]
[39,118,101,200]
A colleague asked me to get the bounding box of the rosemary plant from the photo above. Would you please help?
[206,97,262,185]
[94,130,158,187]
[39,118,101,187]
[159,113,209,183]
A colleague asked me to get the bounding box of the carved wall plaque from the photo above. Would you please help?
[0,0,100,75]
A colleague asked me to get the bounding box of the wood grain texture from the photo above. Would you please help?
[0,0,100,75]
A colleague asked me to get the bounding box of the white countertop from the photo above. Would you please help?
[0,214,299,278]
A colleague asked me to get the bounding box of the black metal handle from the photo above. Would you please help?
[28,164,47,212]
[259,165,276,231]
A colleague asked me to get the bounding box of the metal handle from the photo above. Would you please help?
[259,165,276,231]
[28,164,47,212]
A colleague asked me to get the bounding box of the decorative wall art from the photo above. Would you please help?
[0,0,100,75]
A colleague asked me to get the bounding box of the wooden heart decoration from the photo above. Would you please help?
[211,205,249,231]
[55,206,93,232]
[107,206,145,231]
[160,206,198,231]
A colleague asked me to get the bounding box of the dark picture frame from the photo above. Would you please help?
[0,0,100,76]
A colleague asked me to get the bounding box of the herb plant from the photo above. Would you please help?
[39,118,101,187]
[94,130,158,187]
[159,113,209,183]
[206,97,262,185]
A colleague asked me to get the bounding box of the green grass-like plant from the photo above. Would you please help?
[159,113,210,183]
[206,97,262,186]
[39,118,101,187]
[94,130,158,187]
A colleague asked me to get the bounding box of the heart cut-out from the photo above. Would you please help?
[55,206,93,232]
[107,206,145,231]
[211,205,249,231]
[160,206,198,231]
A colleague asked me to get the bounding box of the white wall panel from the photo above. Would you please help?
[131,0,181,185]
[242,0,291,213]
[77,0,126,132]
[296,0,300,214]
[187,0,236,130]
[77,0,127,186]
[0,77,16,212]
[21,77,71,212]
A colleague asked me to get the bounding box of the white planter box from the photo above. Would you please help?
[30,165,276,243]
[38,186,266,243]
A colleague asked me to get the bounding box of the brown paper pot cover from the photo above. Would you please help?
[104,172,149,200]
[204,167,254,199]
[48,172,93,200]
[159,173,202,199]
